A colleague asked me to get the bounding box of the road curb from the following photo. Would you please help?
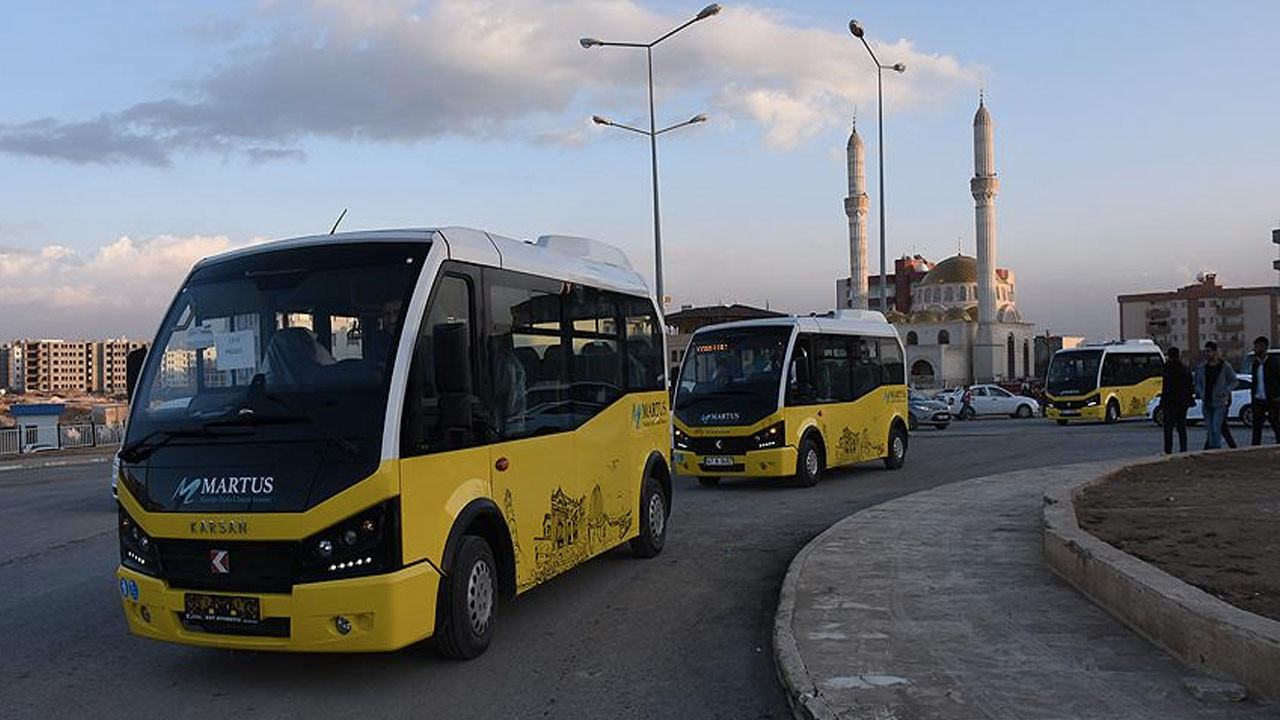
[0,451,115,473]
[773,522,839,720]
[1042,447,1280,702]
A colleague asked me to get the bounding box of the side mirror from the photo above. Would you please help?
[125,347,148,400]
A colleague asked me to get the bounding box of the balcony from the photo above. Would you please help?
[1219,321,1245,333]
[1216,305,1244,317]
[1145,308,1172,320]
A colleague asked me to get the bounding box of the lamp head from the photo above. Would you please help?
[848,19,864,38]
[690,113,709,124]
[591,115,612,126]
[579,37,603,49]
[891,62,906,73]
[696,4,722,21]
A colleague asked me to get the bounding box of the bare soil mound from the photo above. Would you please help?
[1075,449,1280,622]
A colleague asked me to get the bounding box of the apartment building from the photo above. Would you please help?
[1118,273,1279,364]
[7,338,147,394]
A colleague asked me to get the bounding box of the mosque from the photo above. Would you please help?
[837,96,1036,389]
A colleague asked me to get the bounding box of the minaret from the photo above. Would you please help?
[971,92,1002,381]
[845,118,870,309]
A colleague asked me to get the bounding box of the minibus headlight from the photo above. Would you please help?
[1084,396,1100,407]
[119,506,161,576]
[672,427,691,450]
[749,421,785,450]
[297,500,400,583]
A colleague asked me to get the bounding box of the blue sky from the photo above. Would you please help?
[2,0,1278,339]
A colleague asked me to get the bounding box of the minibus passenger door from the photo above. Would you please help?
[398,272,493,574]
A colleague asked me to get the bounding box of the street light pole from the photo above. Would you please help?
[581,3,721,307]
[849,19,905,313]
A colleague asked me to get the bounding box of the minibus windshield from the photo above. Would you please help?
[1046,350,1102,395]
[127,242,426,465]
[674,326,791,426]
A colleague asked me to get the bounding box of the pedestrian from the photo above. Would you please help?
[1193,341,1238,450]
[1159,347,1192,454]
[1246,336,1280,445]
[960,386,975,420]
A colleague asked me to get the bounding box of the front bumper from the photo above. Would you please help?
[1045,404,1104,422]
[117,561,440,653]
[671,446,797,478]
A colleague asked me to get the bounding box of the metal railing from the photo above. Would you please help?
[0,423,126,456]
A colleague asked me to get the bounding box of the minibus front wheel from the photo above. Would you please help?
[435,536,497,660]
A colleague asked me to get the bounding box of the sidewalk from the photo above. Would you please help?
[773,460,1277,720]
[0,445,117,473]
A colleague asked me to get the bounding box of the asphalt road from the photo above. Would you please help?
[2,419,1168,720]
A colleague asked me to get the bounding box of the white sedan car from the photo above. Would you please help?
[940,384,1040,419]
[1147,374,1254,426]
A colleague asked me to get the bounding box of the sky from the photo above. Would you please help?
[2,0,1279,341]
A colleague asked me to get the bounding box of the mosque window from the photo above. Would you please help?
[938,330,950,345]
[958,285,967,301]
[906,331,918,346]
[944,287,954,302]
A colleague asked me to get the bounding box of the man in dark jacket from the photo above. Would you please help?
[1247,336,1280,445]
[1159,347,1193,454]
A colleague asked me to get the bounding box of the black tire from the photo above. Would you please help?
[933,423,950,430]
[697,476,720,487]
[796,434,823,487]
[435,535,497,660]
[630,474,668,558]
[1014,404,1033,419]
[1056,419,1068,426]
[1152,407,1164,426]
[883,425,908,470]
[1105,400,1120,424]
[1239,405,1253,427]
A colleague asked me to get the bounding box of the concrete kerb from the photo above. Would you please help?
[1042,446,1280,702]
[773,523,839,720]
[0,447,116,473]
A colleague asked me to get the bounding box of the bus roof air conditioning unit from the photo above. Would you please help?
[535,235,633,270]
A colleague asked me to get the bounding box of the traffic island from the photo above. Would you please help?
[1044,447,1280,703]
[773,461,1275,720]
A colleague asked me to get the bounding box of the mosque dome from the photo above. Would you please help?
[920,255,978,286]
[885,309,909,323]
[943,306,974,322]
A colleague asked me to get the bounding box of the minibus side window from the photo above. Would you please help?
[568,286,624,421]
[786,335,816,406]
[878,338,905,385]
[622,296,665,392]
[486,271,574,440]
[402,273,483,456]
[1100,353,1123,387]
[813,336,852,403]
[850,335,879,399]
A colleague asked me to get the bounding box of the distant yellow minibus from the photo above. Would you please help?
[115,228,670,658]
[670,312,909,487]
[1044,340,1164,424]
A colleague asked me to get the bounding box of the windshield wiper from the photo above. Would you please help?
[118,424,249,463]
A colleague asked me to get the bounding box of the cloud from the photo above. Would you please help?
[0,1,976,164]
[0,235,256,337]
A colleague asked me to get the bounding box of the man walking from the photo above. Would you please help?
[1194,341,1237,450]
[1159,347,1193,454]
[1247,336,1280,445]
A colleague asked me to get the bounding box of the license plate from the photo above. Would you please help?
[1060,410,1079,416]
[184,593,261,625]
[702,455,735,467]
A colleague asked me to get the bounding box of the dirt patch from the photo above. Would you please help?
[1075,449,1280,622]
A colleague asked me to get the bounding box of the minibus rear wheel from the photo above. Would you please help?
[883,425,908,470]
[631,474,668,558]
[435,536,497,660]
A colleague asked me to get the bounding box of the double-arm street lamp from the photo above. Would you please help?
[581,3,721,307]
[849,19,905,313]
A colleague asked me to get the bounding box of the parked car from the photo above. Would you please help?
[940,384,1040,419]
[1147,374,1254,427]
[908,390,951,430]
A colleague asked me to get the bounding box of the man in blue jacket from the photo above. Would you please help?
[1193,341,1237,450]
